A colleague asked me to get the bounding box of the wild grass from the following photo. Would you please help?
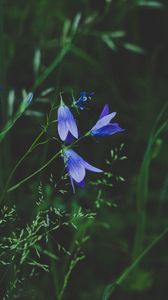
[0,0,168,299]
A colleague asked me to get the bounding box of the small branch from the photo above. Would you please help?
[102,225,168,300]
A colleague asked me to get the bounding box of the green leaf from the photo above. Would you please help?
[137,0,164,9]
[123,42,145,54]
[0,93,33,142]
[71,12,81,35]
[109,30,125,38]
[101,34,117,51]
[25,110,44,117]
[33,48,41,75]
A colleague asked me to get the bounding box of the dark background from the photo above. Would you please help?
[0,1,168,299]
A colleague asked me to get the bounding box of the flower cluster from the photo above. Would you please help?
[57,92,124,192]
[74,91,94,110]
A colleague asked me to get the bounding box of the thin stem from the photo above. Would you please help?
[7,150,61,193]
[118,227,168,283]
[58,227,89,300]
[58,218,93,300]
[103,225,168,300]
[33,44,70,90]
[58,254,85,300]
[1,115,90,202]
[6,133,90,194]
[0,101,57,205]
[0,128,46,205]
[132,103,168,259]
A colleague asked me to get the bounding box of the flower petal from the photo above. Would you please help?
[57,106,69,141]
[65,132,74,144]
[68,159,85,183]
[99,104,110,119]
[63,149,102,190]
[75,91,94,110]
[83,160,103,173]
[75,179,85,188]
[91,123,124,136]
[66,107,78,138]
[64,149,85,183]
[91,112,116,132]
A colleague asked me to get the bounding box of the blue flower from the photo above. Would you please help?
[90,104,124,136]
[74,91,94,110]
[63,149,103,192]
[57,101,78,141]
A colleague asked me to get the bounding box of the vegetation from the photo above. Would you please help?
[0,1,168,299]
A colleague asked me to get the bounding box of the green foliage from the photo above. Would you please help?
[0,93,33,143]
[0,185,98,299]
[137,0,164,8]
[123,42,145,54]
[0,0,168,299]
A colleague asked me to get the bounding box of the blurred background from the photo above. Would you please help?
[0,0,168,299]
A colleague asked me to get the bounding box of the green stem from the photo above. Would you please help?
[59,219,93,300]
[0,102,57,205]
[58,253,85,300]
[33,44,70,90]
[1,121,90,203]
[7,150,61,193]
[0,128,46,205]
[132,104,168,259]
[6,132,89,194]
[102,225,168,300]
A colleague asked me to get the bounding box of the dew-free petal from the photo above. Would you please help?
[83,161,103,173]
[57,104,78,141]
[99,104,110,119]
[66,108,78,138]
[75,179,85,188]
[92,123,124,136]
[63,149,102,191]
[64,149,85,183]
[75,91,94,110]
[68,157,86,183]
[65,132,74,144]
[91,111,116,132]
[57,106,69,140]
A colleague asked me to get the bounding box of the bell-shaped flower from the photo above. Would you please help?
[90,104,124,136]
[63,149,103,192]
[74,91,94,110]
[57,100,78,141]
